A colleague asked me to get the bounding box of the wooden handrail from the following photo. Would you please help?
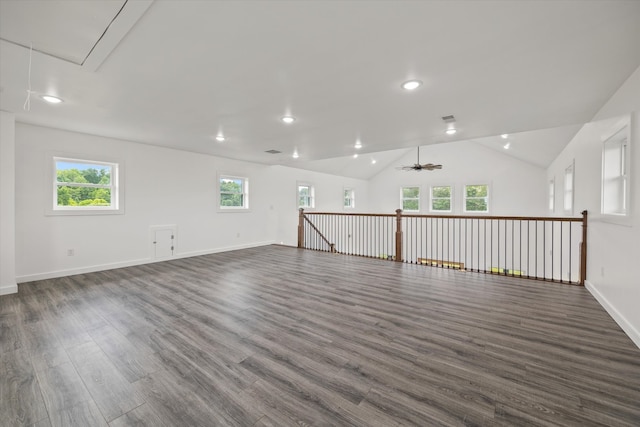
[580,210,588,286]
[305,211,583,222]
[298,209,336,253]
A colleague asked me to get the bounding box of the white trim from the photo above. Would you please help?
[586,280,640,349]
[400,185,420,212]
[0,283,18,295]
[429,184,453,213]
[297,181,315,209]
[16,241,276,283]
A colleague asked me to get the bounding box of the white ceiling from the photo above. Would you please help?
[1,0,639,178]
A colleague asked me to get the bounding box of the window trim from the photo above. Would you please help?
[400,186,420,212]
[343,187,355,209]
[218,173,250,212]
[601,123,630,220]
[47,154,124,216]
[297,182,315,209]
[429,185,453,213]
[564,162,574,215]
[549,178,555,213]
[463,184,490,214]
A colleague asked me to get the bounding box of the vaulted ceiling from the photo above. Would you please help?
[1,0,639,178]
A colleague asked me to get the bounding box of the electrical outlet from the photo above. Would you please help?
[67,249,74,256]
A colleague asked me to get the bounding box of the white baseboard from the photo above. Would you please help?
[0,283,18,295]
[586,280,640,349]
[16,241,276,284]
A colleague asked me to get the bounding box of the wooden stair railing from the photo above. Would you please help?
[298,209,588,285]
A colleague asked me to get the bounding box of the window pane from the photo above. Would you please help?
[220,178,243,194]
[466,185,487,197]
[221,193,244,207]
[56,161,111,185]
[432,186,451,198]
[466,198,487,212]
[432,199,451,211]
[403,199,419,211]
[403,187,419,198]
[57,186,111,206]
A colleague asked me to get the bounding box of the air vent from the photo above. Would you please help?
[265,149,282,154]
[441,115,456,123]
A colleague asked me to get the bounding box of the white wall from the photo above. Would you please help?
[368,141,547,216]
[0,111,17,295]
[547,66,640,347]
[13,123,369,281]
[270,165,370,246]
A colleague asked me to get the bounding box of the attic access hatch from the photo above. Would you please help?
[0,0,153,70]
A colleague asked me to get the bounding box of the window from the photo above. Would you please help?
[219,175,249,209]
[401,186,420,212]
[344,188,355,209]
[298,183,314,208]
[464,184,489,212]
[602,127,629,216]
[564,163,574,215]
[53,157,120,212]
[549,179,555,212]
[430,186,452,212]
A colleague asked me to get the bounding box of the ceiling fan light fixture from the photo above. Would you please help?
[281,116,296,124]
[41,95,63,104]
[401,80,422,90]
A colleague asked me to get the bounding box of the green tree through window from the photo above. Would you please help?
[220,177,248,208]
[465,184,488,212]
[55,160,113,207]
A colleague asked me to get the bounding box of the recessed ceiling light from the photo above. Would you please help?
[503,142,511,150]
[401,80,422,90]
[41,95,63,104]
[354,140,362,149]
[215,135,225,142]
[281,116,296,124]
[292,150,299,159]
[371,159,377,165]
[501,134,509,139]
[353,153,358,159]
[446,128,457,135]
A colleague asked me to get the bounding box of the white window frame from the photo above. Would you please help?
[564,162,574,215]
[430,185,452,213]
[602,125,630,218]
[463,184,490,213]
[298,182,315,209]
[549,178,555,212]
[48,155,124,216]
[343,187,355,209]
[401,186,420,212]
[218,174,249,211]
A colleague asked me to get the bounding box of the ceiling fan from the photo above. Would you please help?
[398,147,443,171]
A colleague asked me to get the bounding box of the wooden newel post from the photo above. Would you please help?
[579,210,588,286]
[298,208,305,248]
[395,209,403,262]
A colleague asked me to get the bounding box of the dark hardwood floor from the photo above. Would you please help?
[1,245,639,426]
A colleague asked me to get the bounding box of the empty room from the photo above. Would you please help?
[1,1,639,426]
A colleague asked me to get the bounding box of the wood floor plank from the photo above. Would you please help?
[0,349,48,426]
[3,245,639,426]
[35,361,93,416]
[47,399,108,427]
[66,341,146,422]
